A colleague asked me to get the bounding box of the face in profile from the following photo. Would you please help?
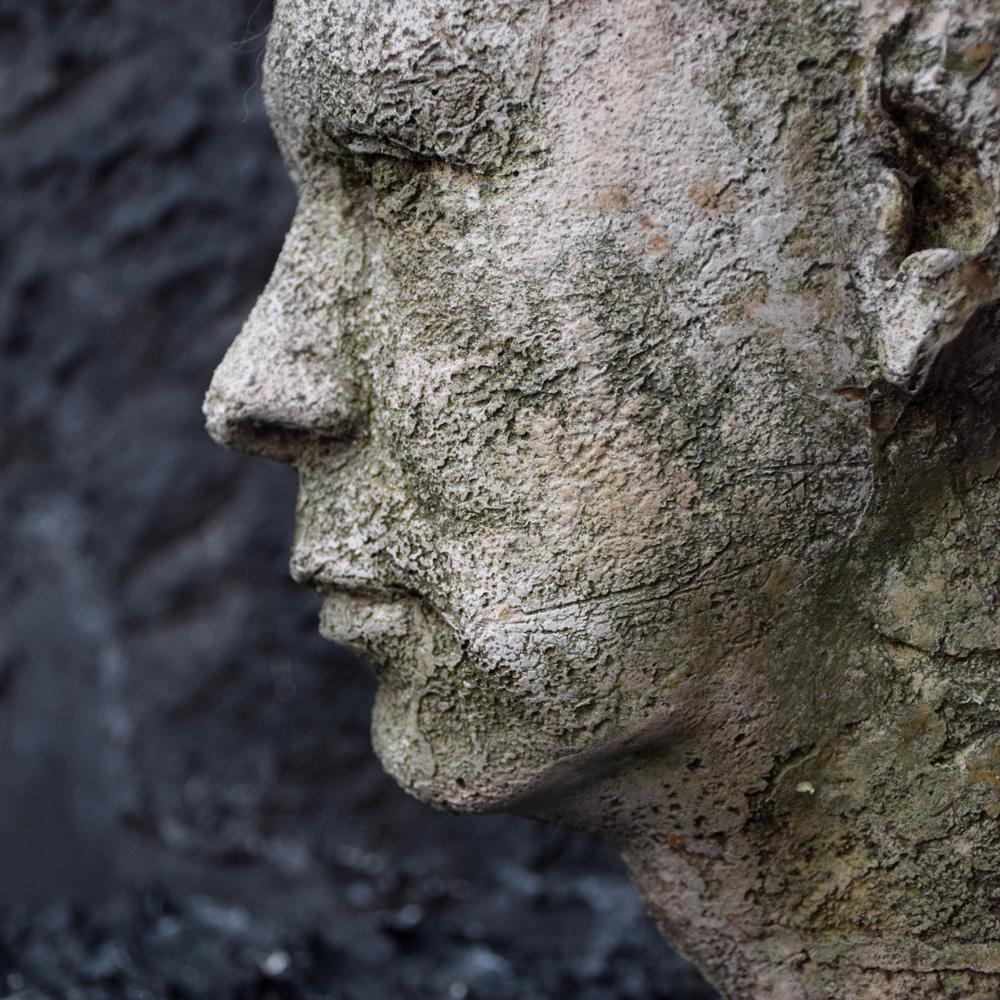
[205,0,998,815]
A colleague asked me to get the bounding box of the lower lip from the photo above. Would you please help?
[318,590,416,664]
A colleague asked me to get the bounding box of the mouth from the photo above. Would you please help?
[311,576,416,602]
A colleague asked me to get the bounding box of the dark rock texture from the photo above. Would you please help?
[0,0,716,996]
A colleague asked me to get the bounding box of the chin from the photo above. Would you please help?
[321,589,649,814]
[368,680,554,813]
[316,595,536,810]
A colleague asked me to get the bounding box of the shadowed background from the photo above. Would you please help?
[0,1,716,996]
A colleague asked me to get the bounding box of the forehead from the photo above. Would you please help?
[264,0,549,170]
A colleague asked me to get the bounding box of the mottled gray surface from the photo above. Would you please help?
[0,0,714,995]
[179,0,1000,995]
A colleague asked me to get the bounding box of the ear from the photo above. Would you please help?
[862,5,1000,394]
[878,247,995,393]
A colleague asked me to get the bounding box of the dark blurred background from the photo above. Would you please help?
[0,2,716,997]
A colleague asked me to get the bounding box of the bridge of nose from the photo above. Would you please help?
[204,200,368,462]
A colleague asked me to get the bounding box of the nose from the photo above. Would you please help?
[203,199,367,464]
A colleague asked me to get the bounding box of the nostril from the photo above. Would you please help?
[207,410,314,463]
[204,392,363,464]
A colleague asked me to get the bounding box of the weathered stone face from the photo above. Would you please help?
[205,0,999,820]
[206,1,1000,995]
[204,0,889,811]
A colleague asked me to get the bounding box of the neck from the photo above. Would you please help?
[538,614,1000,999]
[521,385,1000,998]
[632,390,1000,997]
[623,808,1000,999]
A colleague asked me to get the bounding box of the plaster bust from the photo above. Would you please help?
[205,1,1000,997]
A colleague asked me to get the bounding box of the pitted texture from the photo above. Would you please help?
[205,1,1000,997]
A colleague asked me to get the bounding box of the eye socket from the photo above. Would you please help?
[263,1,547,179]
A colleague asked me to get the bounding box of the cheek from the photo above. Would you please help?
[377,341,872,619]
[375,351,675,610]
[706,363,874,574]
[363,193,873,630]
